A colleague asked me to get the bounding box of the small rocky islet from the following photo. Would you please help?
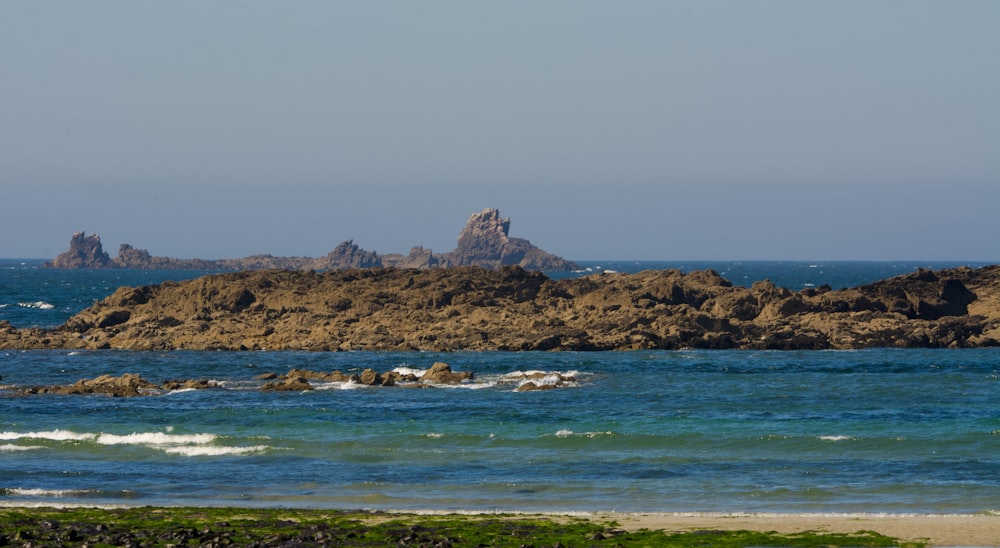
[3,207,999,353]
[12,361,497,397]
[2,262,999,353]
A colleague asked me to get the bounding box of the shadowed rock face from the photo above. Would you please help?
[44,208,579,272]
[4,264,999,351]
[48,232,112,268]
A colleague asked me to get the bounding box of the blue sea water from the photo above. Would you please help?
[2,259,999,514]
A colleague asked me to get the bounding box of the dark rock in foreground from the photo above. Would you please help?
[45,208,579,272]
[3,264,999,351]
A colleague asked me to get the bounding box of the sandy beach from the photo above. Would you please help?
[596,512,1000,547]
[3,505,1000,546]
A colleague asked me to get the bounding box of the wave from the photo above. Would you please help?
[160,444,270,457]
[17,301,55,310]
[423,380,498,390]
[500,370,588,390]
[95,432,218,446]
[0,429,270,457]
[0,443,44,452]
[0,487,140,500]
[314,379,364,390]
[393,366,426,377]
[552,429,615,439]
[0,429,94,442]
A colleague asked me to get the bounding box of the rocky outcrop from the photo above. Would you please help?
[435,208,579,271]
[3,264,999,351]
[49,232,113,268]
[19,373,218,397]
[43,208,578,272]
[309,240,383,270]
[255,363,472,391]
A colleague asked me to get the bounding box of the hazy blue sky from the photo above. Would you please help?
[2,1,998,261]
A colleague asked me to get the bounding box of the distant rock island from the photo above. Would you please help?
[45,208,579,272]
[4,264,999,351]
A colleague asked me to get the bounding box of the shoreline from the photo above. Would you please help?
[603,512,1000,547]
[2,506,998,546]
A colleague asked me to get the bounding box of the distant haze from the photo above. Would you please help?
[1,2,997,261]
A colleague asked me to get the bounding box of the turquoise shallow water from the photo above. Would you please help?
[2,260,999,513]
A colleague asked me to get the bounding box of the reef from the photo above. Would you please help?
[3,264,998,351]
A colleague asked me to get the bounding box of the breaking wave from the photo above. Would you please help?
[0,429,270,457]
[17,301,55,310]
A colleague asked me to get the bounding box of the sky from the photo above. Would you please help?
[1,1,998,261]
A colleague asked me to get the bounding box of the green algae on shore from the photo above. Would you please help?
[0,507,920,547]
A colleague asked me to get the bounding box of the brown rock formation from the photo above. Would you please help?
[19,373,217,397]
[419,362,474,384]
[3,265,999,351]
[43,208,578,272]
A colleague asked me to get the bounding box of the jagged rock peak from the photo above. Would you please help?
[311,240,383,270]
[445,208,578,271]
[43,208,579,272]
[48,231,112,268]
[457,208,511,250]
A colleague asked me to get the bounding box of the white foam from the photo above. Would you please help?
[819,435,854,442]
[4,488,82,497]
[0,430,96,442]
[95,432,217,446]
[18,301,55,310]
[393,366,426,377]
[425,433,444,438]
[314,380,364,391]
[0,444,44,452]
[503,370,587,380]
[423,381,496,390]
[161,444,269,457]
[552,430,614,438]
[527,374,567,387]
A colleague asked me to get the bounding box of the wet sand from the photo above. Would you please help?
[597,512,1000,547]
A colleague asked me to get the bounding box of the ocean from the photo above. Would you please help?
[2,259,998,514]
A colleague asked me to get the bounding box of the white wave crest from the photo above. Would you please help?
[0,444,45,452]
[819,435,854,442]
[503,370,587,380]
[0,430,96,442]
[0,429,266,457]
[95,432,217,446]
[423,381,497,390]
[553,429,614,438]
[314,379,365,391]
[161,445,269,457]
[393,366,426,377]
[4,488,83,497]
[18,301,55,310]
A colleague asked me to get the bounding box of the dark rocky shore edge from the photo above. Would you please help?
[0,507,909,547]
[2,263,999,352]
